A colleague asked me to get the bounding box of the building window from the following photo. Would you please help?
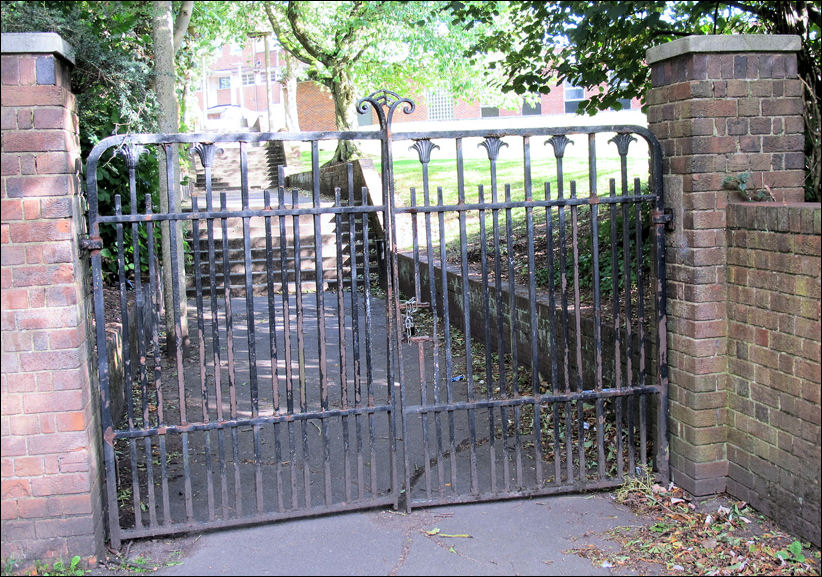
[427,90,453,121]
[522,96,541,116]
[230,43,243,55]
[480,106,499,118]
[218,76,231,90]
[613,98,633,110]
[242,73,256,86]
[563,81,585,113]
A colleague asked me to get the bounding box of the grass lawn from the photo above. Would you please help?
[296,134,651,252]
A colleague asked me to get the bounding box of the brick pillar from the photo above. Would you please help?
[1,33,104,564]
[645,35,805,495]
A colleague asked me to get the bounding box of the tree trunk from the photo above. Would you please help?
[282,51,301,132]
[152,0,189,355]
[328,69,361,165]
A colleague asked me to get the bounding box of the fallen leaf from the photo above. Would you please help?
[424,528,440,536]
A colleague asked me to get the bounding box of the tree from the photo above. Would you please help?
[449,1,821,200]
[262,0,516,164]
[152,0,193,354]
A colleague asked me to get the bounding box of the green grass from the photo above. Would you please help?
[292,135,650,251]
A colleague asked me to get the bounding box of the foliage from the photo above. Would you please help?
[722,171,776,202]
[1,1,244,283]
[449,1,821,200]
[261,1,519,162]
[2,1,160,282]
[597,478,822,575]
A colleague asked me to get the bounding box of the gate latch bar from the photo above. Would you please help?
[652,208,674,230]
[79,236,103,252]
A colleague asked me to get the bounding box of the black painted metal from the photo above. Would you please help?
[85,90,668,547]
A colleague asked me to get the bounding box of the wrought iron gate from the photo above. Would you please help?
[84,90,669,548]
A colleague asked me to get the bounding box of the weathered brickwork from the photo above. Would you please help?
[646,35,819,547]
[726,203,821,546]
[1,37,104,564]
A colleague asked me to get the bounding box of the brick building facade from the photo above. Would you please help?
[194,39,642,132]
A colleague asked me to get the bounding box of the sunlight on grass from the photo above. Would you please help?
[289,133,650,252]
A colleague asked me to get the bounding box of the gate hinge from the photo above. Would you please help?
[79,236,103,252]
[652,208,674,230]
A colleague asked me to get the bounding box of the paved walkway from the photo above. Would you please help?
[152,493,655,576]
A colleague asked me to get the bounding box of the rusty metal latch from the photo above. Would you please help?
[652,208,674,230]
[79,236,103,252]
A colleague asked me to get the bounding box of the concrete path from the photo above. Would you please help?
[153,493,654,576]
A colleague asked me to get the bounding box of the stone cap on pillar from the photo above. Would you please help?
[646,34,801,64]
[1,31,75,64]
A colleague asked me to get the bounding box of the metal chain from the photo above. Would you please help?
[403,297,417,340]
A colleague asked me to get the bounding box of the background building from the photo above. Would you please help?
[193,38,643,133]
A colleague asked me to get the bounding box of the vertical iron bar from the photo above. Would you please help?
[523,175,544,488]
[478,184,495,494]
[609,178,625,480]
[310,140,333,507]
[199,152,223,517]
[218,188,241,518]
[457,138,479,495]
[115,196,141,528]
[238,143,265,513]
[410,186,432,498]
[220,191,237,421]
[348,178,364,501]
[190,194,214,517]
[292,186,311,508]
[570,181,585,483]
[422,177,445,498]
[437,186,458,494]
[635,177,647,392]
[278,182,298,510]
[144,196,159,527]
[587,134,605,484]
[334,185,352,503]
[264,189,280,414]
[363,185,378,499]
[544,182,561,485]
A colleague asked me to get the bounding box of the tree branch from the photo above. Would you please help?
[333,0,366,59]
[173,0,193,54]
[286,1,332,66]
[721,0,775,21]
[264,2,315,66]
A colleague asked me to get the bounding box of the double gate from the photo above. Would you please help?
[85,90,669,548]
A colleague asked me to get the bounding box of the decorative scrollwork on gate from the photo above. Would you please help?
[357,89,415,130]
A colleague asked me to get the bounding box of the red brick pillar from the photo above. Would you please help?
[645,35,805,495]
[1,33,104,564]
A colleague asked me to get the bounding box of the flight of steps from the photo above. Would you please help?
[184,191,380,297]
[186,143,383,297]
[193,143,276,192]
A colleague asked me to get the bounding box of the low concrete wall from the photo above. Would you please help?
[397,253,656,390]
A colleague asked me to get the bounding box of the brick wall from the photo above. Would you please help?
[1,34,104,564]
[296,81,337,132]
[725,203,821,545]
[646,35,820,547]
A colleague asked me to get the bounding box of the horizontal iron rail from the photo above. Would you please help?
[403,386,660,415]
[409,478,627,508]
[95,204,387,224]
[394,194,656,214]
[112,404,393,440]
[389,124,657,142]
[119,496,395,541]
